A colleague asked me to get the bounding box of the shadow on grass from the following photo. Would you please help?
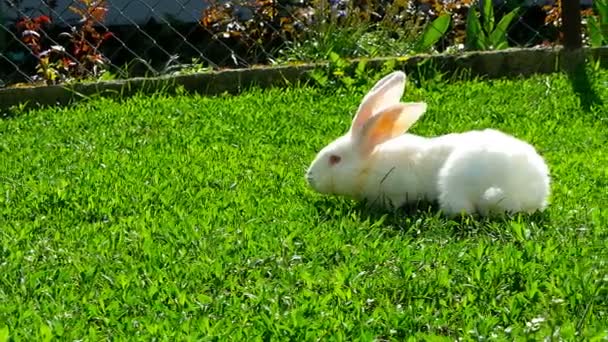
[312,198,550,241]
[566,64,603,112]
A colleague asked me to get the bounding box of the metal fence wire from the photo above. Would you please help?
[0,0,596,88]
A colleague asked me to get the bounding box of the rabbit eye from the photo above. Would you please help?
[329,155,341,166]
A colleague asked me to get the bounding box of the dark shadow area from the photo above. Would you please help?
[566,63,604,112]
[311,197,550,242]
[0,104,30,120]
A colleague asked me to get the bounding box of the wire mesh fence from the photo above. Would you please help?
[0,0,600,88]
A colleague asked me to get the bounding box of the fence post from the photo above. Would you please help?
[561,0,582,50]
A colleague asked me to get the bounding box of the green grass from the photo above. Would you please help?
[280,23,419,63]
[0,68,607,340]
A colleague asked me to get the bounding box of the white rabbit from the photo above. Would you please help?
[305,71,550,217]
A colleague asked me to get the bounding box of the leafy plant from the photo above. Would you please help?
[309,52,397,91]
[416,13,452,52]
[281,21,376,62]
[200,0,310,65]
[15,15,51,55]
[15,15,57,81]
[586,0,608,47]
[200,0,454,64]
[280,21,425,63]
[14,0,112,84]
[465,1,520,50]
[416,0,475,49]
[280,0,452,62]
[62,0,113,78]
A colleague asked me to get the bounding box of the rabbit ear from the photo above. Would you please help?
[356,102,427,156]
[350,71,406,137]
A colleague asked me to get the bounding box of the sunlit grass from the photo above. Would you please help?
[0,68,606,340]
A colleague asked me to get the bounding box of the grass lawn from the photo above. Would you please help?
[0,68,607,340]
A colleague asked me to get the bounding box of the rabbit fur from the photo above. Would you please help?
[305,71,550,217]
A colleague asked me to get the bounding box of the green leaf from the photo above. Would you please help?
[466,7,485,50]
[309,69,328,87]
[39,324,53,342]
[510,221,525,241]
[587,15,604,48]
[0,326,9,342]
[594,0,608,39]
[340,75,355,88]
[595,0,608,25]
[495,41,509,50]
[381,59,396,74]
[355,60,367,78]
[482,0,495,34]
[590,330,608,341]
[416,13,452,52]
[328,51,340,63]
[489,7,519,49]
